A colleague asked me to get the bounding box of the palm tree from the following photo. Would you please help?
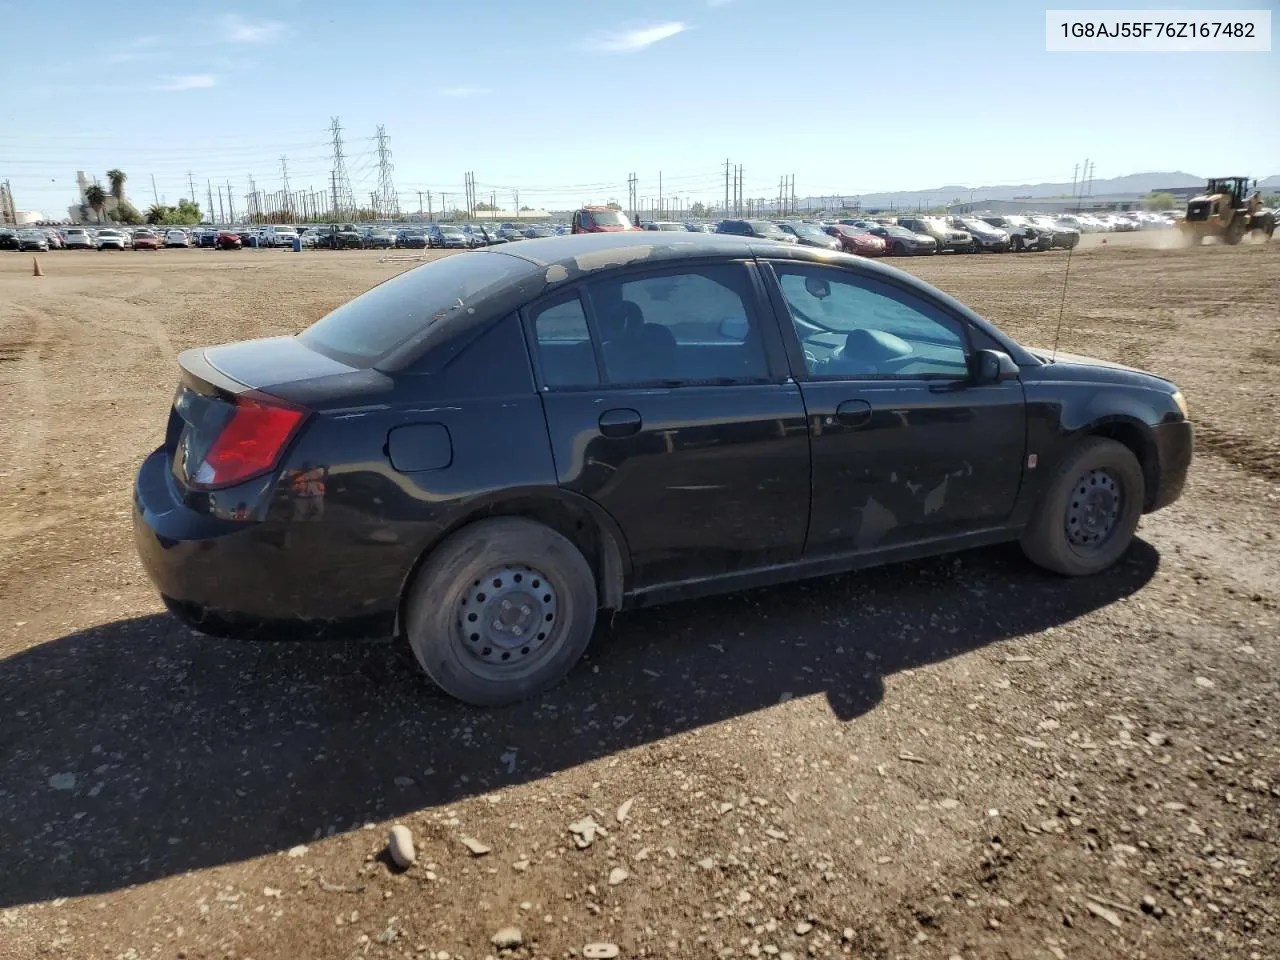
[106,169,127,204]
[84,184,107,223]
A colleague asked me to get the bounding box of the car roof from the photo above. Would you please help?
[492,231,755,269]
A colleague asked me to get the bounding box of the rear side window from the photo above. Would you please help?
[586,264,770,384]
[532,293,599,388]
[298,252,532,366]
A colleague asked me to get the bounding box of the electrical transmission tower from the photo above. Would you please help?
[329,116,354,219]
[375,125,399,218]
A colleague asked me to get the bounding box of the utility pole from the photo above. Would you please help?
[418,190,424,217]
[724,158,731,216]
[428,190,433,222]
[207,180,215,223]
[226,181,235,222]
[279,157,292,219]
[658,170,663,220]
[217,185,226,224]
[331,171,339,220]
[187,171,197,204]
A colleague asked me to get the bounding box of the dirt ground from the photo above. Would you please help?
[1,236,1277,960]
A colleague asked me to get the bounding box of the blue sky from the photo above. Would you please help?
[1,0,1276,216]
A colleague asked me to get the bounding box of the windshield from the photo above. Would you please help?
[583,209,631,228]
[788,223,826,238]
[961,220,991,233]
[657,222,685,231]
[439,226,463,235]
[298,251,533,365]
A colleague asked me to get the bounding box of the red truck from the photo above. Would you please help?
[570,206,640,234]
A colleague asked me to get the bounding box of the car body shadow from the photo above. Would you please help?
[0,540,1158,907]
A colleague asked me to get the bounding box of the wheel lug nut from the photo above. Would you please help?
[512,626,523,636]
[492,619,503,630]
[520,605,531,615]
[501,600,511,610]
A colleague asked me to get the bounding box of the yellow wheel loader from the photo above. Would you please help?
[1178,177,1275,245]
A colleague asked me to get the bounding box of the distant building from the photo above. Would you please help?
[15,210,45,225]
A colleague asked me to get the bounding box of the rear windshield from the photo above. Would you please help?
[297,251,533,366]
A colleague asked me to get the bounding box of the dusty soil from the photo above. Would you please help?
[1,237,1277,960]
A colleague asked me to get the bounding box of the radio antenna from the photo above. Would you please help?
[1050,236,1076,362]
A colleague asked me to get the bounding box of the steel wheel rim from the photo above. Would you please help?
[1064,468,1122,549]
[456,565,560,676]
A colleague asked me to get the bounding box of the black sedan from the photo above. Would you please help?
[367,229,398,249]
[17,228,49,251]
[0,229,20,250]
[134,233,1192,707]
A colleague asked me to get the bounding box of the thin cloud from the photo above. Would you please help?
[438,86,488,98]
[156,74,217,92]
[107,35,166,63]
[220,14,286,43]
[587,21,688,53]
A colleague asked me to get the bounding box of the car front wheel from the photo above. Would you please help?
[1021,437,1145,576]
[405,517,598,706]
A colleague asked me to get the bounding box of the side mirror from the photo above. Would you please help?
[970,348,1019,385]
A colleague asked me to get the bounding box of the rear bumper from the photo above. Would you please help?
[133,447,400,640]
[1149,420,1193,512]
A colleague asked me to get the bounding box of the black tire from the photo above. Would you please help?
[405,517,598,706]
[891,241,905,256]
[1021,437,1144,576]
[1011,235,1024,252]
[1224,217,1246,246]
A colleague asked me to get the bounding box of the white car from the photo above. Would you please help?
[96,229,129,250]
[64,227,94,249]
[164,229,190,248]
[263,224,299,248]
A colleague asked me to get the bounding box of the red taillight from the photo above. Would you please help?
[191,393,306,489]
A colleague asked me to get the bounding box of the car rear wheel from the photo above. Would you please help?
[1021,437,1144,576]
[405,517,598,706]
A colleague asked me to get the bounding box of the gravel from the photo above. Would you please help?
[1,242,1277,960]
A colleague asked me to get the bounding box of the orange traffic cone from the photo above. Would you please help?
[32,257,43,277]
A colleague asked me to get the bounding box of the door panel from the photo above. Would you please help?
[762,260,1027,557]
[542,386,811,587]
[527,261,811,589]
[798,379,1025,555]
